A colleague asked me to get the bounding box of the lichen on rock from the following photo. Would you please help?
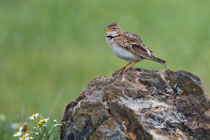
[60,69,210,140]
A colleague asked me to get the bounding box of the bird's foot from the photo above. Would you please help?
[123,67,133,72]
[116,67,126,72]
[116,62,132,72]
[123,61,139,72]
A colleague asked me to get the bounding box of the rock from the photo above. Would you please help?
[60,69,210,140]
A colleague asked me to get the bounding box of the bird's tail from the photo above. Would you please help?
[152,57,169,69]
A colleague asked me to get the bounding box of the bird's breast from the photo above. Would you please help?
[110,43,139,62]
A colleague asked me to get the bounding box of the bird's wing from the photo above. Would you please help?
[114,32,155,60]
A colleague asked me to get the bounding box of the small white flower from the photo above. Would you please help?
[53,123,62,127]
[53,119,57,123]
[35,132,39,135]
[13,131,22,137]
[29,113,39,120]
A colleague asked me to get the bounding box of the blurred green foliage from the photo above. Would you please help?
[0,0,209,138]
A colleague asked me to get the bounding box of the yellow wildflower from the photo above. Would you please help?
[37,122,42,127]
[40,118,49,123]
[19,136,29,140]
[29,113,39,120]
[13,131,22,137]
[19,126,23,132]
[25,132,29,136]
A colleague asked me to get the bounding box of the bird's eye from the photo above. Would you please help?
[112,27,116,29]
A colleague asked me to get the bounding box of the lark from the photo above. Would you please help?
[104,22,167,72]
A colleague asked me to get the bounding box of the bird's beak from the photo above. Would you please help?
[104,27,111,32]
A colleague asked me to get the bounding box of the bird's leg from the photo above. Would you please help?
[116,62,132,72]
[124,61,139,72]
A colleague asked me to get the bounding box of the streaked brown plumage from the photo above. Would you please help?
[104,22,167,72]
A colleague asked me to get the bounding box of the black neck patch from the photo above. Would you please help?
[106,34,120,39]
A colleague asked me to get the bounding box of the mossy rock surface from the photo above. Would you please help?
[60,69,210,140]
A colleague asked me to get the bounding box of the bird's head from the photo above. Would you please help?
[104,22,122,37]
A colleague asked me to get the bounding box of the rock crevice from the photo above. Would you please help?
[61,69,210,140]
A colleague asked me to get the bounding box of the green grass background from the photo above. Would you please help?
[0,0,210,139]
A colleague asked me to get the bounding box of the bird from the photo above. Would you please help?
[104,22,167,72]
